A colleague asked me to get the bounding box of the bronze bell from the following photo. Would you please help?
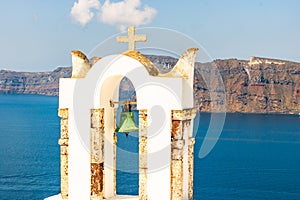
[116,103,139,137]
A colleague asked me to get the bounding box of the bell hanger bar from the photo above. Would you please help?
[110,99,137,107]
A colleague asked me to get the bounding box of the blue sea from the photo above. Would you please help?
[0,95,300,200]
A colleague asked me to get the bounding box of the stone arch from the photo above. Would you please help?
[88,54,183,199]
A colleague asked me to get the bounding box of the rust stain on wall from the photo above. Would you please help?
[90,163,104,199]
[139,109,148,200]
[58,108,69,199]
[188,137,195,200]
[90,109,105,200]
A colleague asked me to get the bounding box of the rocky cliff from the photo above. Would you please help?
[0,67,71,96]
[195,57,300,114]
[1,56,299,114]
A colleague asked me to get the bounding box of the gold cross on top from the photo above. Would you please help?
[117,26,147,51]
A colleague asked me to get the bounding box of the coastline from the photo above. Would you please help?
[1,94,299,116]
[1,56,299,115]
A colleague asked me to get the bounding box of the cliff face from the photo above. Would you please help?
[0,56,299,114]
[195,57,300,114]
[0,67,71,96]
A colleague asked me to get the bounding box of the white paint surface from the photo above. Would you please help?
[47,52,195,200]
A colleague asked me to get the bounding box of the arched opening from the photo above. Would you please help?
[100,75,140,197]
[115,77,139,195]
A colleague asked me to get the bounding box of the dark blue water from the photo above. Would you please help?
[194,113,300,200]
[0,95,300,199]
[0,95,60,200]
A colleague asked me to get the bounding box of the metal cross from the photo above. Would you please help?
[116,26,147,51]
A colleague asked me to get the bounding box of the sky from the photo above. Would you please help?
[0,0,299,71]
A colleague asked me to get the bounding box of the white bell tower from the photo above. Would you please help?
[46,26,198,200]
